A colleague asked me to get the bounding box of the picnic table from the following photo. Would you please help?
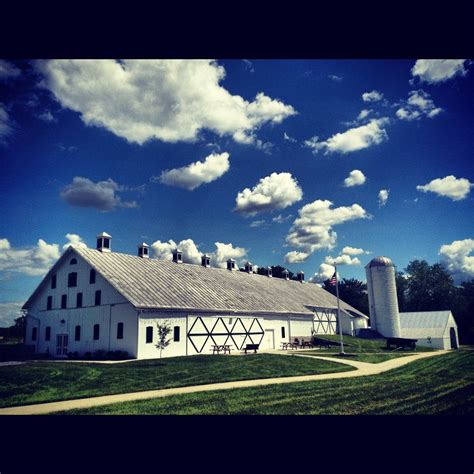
[211,344,232,354]
[281,342,298,350]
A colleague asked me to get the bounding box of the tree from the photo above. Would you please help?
[395,271,409,312]
[323,278,369,315]
[155,321,172,358]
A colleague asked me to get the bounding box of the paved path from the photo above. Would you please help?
[0,350,447,415]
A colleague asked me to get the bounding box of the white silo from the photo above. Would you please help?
[365,256,401,338]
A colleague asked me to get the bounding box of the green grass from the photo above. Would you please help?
[306,352,413,363]
[0,354,352,408]
[63,350,474,415]
[314,334,435,353]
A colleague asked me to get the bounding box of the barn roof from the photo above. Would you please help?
[23,247,368,318]
[399,311,454,339]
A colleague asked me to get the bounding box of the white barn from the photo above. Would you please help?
[399,311,459,350]
[23,233,368,359]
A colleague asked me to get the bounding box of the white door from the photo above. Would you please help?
[265,329,275,349]
[56,334,68,357]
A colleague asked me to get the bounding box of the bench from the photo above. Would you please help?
[243,344,259,354]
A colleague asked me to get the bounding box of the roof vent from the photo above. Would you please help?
[201,254,210,267]
[244,261,253,273]
[266,266,273,278]
[96,232,112,253]
[227,258,236,271]
[173,248,183,263]
[138,242,149,258]
[297,271,304,282]
[282,269,290,280]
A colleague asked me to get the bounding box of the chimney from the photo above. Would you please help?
[244,261,253,273]
[227,258,236,271]
[201,254,210,267]
[172,248,183,263]
[138,242,149,258]
[266,266,273,278]
[282,269,290,280]
[297,271,304,282]
[96,232,112,253]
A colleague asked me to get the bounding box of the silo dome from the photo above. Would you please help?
[365,255,401,338]
[366,256,394,268]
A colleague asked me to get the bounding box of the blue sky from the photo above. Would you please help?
[0,59,472,325]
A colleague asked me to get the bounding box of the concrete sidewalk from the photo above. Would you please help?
[0,350,447,415]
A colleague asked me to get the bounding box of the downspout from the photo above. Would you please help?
[108,304,113,352]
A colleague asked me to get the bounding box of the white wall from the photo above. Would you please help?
[24,252,137,358]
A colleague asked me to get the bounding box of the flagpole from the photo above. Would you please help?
[334,264,345,355]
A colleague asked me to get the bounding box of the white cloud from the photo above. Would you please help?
[0,104,13,145]
[411,60,468,84]
[156,152,230,191]
[234,172,303,216]
[0,238,60,277]
[272,213,292,224]
[243,59,254,73]
[310,263,336,283]
[284,199,369,262]
[324,254,361,266]
[341,246,365,255]
[416,175,472,201]
[37,60,296,146]
[249,220,266,228]
[343,169,366,187]
[60,177,138,211]
[439,238,474,283]
[304,118,389,155]
[37,110,56,122]
[0,302,24,327]
[357,109,372,121]
[151,238,247,269]
[329,74,343,82]
[0,60,21,81]
[378,189,389,207]
[284,251,310,264]
[62,233,88,250]
[362,90,384,102]
[283,132,297,143]
[396,90,442,121]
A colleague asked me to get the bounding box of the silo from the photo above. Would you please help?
[365,256,401,338]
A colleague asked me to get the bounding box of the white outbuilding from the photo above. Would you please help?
[399,311,459,350]
[22,232,369,359]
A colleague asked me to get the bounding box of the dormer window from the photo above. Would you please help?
[244,262,253,273]
[138,243,150,258]
[96,232,112,253]
[70,258,77,265]
[227,259,236,271]
[173,248,183,263]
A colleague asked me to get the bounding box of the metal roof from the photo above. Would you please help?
[399,311,454,338]
[23,247,368,318]
[365,256,394,268]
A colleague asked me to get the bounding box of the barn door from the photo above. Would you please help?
[56,334,68,357]
[449,328,458,349]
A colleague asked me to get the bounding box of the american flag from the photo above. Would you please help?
[329,272,337,286]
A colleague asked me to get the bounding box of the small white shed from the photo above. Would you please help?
[399,311,459,350]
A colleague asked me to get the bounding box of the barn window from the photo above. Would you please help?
[75,325,81,341]
[47,296,52,310]
[93,324,100,340]
[117,322,124,339]
[174,326,180,342]
[89,269,96,284]
[45,326,51,341]
[95,290,101,306]
[70,258,77,265]
[51,275,57,289]
[32,327,37,341]
[281,326,286,339]
[61,294,67,309]
[76,292,83,308]
[146,326,153,343]
[68,272,77,287]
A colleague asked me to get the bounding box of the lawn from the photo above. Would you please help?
[62,350,474,415]
[313,334,435,353]
[0,354,352,408]
[305,352,414,363]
